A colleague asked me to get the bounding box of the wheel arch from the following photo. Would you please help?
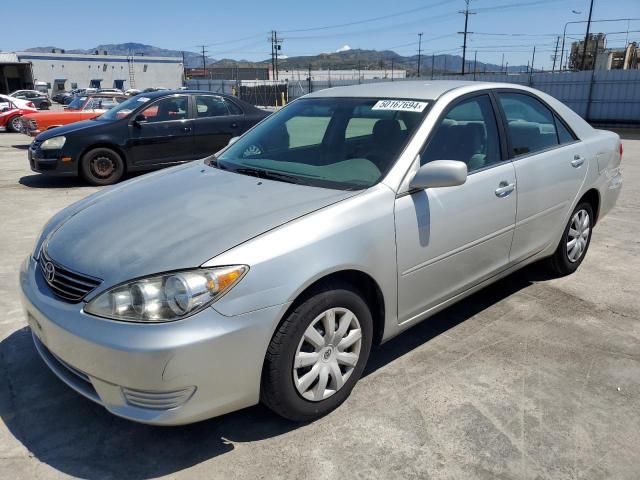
[79,143,128,173]
[274,269,386,347]
[579,188,601,225]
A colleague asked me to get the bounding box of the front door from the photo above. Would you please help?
[495,91,589,262]
[395,93,517,324]
[128,95,195,166]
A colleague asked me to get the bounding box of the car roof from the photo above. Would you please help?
[305,80,500,100]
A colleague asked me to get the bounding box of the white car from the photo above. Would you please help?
[0,94,36,110]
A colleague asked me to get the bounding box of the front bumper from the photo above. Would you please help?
[20,255,287,425]
[28,143,77,176]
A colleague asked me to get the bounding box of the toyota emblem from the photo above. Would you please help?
[44,261,56,283]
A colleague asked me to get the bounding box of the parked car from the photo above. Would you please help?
[10,90,52,110]
[20,94,127,137]
[20,81,622,425]
[0,94,36,110]
[28,90,269,184]
[0,97,38,132]
[98,88,124,95]
[62,88,98,105]
[124,88,141,96]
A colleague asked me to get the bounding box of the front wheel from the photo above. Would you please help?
[261,282,373,422]
[80,147,125,186]
[548,202,594,275]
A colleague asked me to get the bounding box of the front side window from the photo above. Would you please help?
[140,96,188,123]
[421,94,501,172]
[216,97,429,190]
[498,92,559,156]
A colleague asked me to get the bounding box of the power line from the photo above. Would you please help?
[280,0,451,33]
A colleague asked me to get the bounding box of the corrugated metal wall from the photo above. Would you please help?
[186,71,640,124]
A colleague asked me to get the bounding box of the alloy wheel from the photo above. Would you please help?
[567,209,590,263]
[11,116,22,132]
[293,307,362,402]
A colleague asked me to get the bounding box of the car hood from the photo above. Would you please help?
[44,161,358,290]
[35,118,108,140]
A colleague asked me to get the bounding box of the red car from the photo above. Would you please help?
[0,95,37,132]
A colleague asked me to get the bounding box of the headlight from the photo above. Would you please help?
[84,266,248,322]
[40,136,66,150]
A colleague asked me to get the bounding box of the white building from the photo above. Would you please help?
[13,51,184,94]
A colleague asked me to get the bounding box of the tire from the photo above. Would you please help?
[7,115,22,133]
[261,281,373,422]
[548,201,594,276]
[80,147,125,186]
[40,102,50,110]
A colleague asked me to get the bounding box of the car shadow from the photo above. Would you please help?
[0,263,553,479]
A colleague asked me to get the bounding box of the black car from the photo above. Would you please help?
[10,90,51,110]
[28,90,270,185]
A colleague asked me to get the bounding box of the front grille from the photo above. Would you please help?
[38,250,102,302]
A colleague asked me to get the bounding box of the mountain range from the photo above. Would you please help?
[25,43,531,74]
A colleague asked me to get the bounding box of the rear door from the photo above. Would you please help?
[495,90,588,263]
[191,95,245,157]
[127,95,195,166]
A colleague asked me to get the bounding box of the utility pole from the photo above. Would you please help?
[473,50,477,80]
[391,58,394,81]
[181,51,186,85]
[500,53,504,73]
[531,46,536,72]
[552,36,560,72]
[417,32,423,77]
[459,0,475,75]
[580,0,595,70]
[431,54,435,79]
[270,31,275,79]
[199,45,207,78]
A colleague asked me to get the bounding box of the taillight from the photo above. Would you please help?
[619,142,623,161]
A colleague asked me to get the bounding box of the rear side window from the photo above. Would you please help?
[421,94,501,173]
[498,93,559,156]
[195,95,229,118]
[555,115,576,145]
[224,99,243,115]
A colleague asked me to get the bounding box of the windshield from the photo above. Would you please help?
[67,96,87,110]
[217,97,429,190]
[96,95,152,121]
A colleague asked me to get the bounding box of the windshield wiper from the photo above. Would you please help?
[233,167,305,185]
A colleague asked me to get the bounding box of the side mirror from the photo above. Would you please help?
[227,136,240,146]
[133,114,147,127]
[409,160,467,190]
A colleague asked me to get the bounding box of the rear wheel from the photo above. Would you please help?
[80,147,125,186]
[548,202,594,275]
[7,115,22,132]
[261,281,373,422]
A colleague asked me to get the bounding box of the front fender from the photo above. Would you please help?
[206,184,398,333]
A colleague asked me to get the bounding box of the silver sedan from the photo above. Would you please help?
[20,81,623,425]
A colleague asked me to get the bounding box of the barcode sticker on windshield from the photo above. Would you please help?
[137,97,150,102]
[372,100,428,112]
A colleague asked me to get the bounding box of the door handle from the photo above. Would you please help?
[571,155,585,168]
[183,126,192,133]
[231,123,239,128]
[495,181,516,197]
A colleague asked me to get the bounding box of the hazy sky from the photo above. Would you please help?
[2,0,638,69]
